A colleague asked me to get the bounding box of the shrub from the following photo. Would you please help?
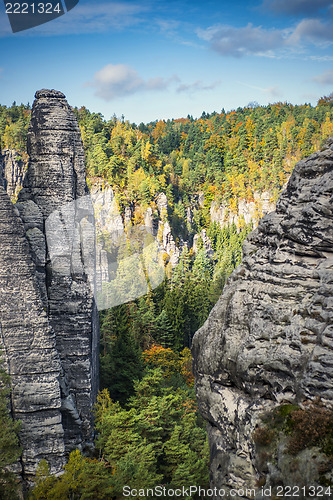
[287,399,333,456]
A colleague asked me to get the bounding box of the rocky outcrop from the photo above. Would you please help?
[156,192,168,218]
[150,189,275,269]
[158,220,180,267]
[192,139,333,497]
[193,229,214,259]
[91,181,125,295]
[155,193,180,266]
[210,191,275,229]
[0,89,99,480]
[0,148,27,201]
[0,186,65,478]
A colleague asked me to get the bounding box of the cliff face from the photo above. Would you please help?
[0,186,65,477]
[0,90,99,480]
[0,148,26,201]
[192,139,333,496]
[210,191,275,229]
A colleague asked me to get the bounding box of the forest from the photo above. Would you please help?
[0,94,333,498]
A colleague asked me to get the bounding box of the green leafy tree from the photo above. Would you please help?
[0,355,21,500]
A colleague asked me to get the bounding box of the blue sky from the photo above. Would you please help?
[0,0,333,123]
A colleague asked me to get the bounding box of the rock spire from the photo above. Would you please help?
[0,89,99,480]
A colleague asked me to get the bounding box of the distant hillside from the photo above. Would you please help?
[1,96,333,233]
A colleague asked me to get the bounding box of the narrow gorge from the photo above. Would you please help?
[1,88,333,498]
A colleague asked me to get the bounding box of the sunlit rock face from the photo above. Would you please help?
[0,148,27,201]
[192,139,333,497]
[0,89,99,480]
[210,191,276,229]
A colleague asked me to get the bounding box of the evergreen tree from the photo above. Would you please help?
[155,310,174,348]
[100,305,143,405]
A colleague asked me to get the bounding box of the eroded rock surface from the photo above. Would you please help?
[0,186,65,478]
[192,139,333,497]
[0,89,99,480]
[0,148,27,201]
[210,191,275,229]
[18,89,99,452]
[193,229,214,259]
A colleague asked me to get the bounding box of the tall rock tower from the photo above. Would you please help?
[0,89,99,480]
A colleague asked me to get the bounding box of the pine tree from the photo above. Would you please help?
[100,305,143,405]
[155,310,174,348]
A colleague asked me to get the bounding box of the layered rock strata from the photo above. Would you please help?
[0,89,99,478]
[192,139,333,496]
[0,185,65,477]
[0,148,27,201]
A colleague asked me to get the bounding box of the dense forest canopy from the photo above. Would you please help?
[1,94,333,214]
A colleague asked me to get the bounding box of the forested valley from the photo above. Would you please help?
[0,94,333,498]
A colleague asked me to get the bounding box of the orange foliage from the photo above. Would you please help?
[179,348,194,387]
[151,120,167,143]
[143,345,194,386]
[143,345,180,378]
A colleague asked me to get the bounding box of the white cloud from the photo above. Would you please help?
[313,69,333,84]
[156,19,181,34]
[309,55,333,61]
[177,80,221,93]
[289,18,333,46]
[89,64,143,100]
[197,23,286,58]
[87,64,222,100]
[197,15,333,59]
[87,64,178,100]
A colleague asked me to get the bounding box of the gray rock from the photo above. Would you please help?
[193,229,214,259]
[157,192,168,218]
[198,191,205,208]
[0,186,65,479]
[18,89,99,454]
[0,89,99,481]
[210,191,275,229]
[161,220,179,266]
[0,149,27,201]
[124,206,132,227]
[192,138,333,497]
[144,207,154,232]
[186,207,193,226]
[90,181,125,294]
